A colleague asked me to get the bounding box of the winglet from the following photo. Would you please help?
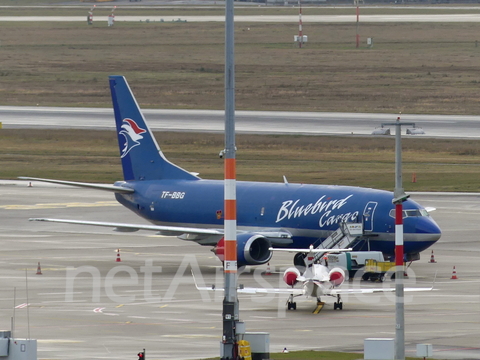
[191,269,202,290]
[191,269,222,291]
[430,271,437,291]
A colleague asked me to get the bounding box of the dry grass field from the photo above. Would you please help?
[0,17,480,114]
[0,7,479,191]
[2,129,480,192]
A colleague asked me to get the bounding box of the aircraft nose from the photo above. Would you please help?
[415,216,442,241]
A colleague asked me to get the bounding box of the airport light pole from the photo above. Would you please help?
[381,116,415,360]
[298,0,303,48]
[222,0,239,358]
[354,0,360,48]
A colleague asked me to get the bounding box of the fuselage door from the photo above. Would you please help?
[363,201,378,232]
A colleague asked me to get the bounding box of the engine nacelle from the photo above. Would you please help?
[213,234,272,267]
[328,267,345,287]
[283,267,301,287]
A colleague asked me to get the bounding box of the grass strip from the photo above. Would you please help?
[2,129,479,192]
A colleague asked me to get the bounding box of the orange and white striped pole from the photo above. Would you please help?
[382,115,416,360]
[87,4,95,25]
[224,157,237,277]
[224,0,237,301]
[222,0,239,357]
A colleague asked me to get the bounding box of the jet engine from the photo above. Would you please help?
[328,267,345,287]
[283,267,301,286]
[213,234,272,267]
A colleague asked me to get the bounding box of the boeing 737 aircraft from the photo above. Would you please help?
[21,76,442,268]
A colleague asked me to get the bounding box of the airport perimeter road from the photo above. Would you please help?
[1,181,479,360]
[1,106,480,138]
[1,14,480,23]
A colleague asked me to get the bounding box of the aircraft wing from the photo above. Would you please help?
[28,218,292,245]
[28,218,293,245]
[269,247,352,253]
[256,231,293,246]
[192,271,305,295]
[29,218,223,236]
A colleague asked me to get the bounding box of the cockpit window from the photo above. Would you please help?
[389,209,429,219]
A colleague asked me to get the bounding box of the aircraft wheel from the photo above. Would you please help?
[333,302,338,310]
[338,302,343,310]
[292,302,297,310]
[287,302,292,310]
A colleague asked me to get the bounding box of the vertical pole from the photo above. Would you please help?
[222,0,238,357]
[394,117,405,360]
[12,287,16,339]
[87,5,95,26]
[109,6,116,27]
[25,268,30,340]
[355,4,360,48]
[298,0,303,48]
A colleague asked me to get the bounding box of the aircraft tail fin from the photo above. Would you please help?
[109,75,199,181]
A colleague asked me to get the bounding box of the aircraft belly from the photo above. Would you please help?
[364,237,438,256]
[304,282,317,297]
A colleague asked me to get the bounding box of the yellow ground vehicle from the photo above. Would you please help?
[363,259,406,282]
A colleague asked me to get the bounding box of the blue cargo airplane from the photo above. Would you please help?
[22,76,441,268]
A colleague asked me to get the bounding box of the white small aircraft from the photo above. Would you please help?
[193,246,434,312]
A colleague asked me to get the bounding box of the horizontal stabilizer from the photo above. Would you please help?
[19,177,134,194]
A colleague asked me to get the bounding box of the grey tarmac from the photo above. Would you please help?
[1,106,480,139]
[1,180,479,359]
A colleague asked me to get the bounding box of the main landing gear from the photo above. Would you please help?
[333,294,343,310]
[287,294,344,311]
